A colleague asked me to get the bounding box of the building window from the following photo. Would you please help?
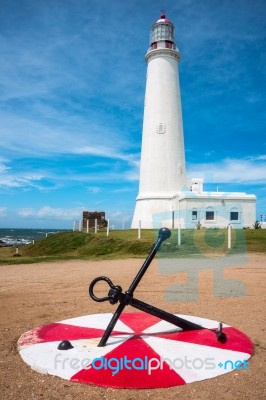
[192,211,197,220]
[206,211,214,220]
[165,40,173,49]
[230,211,239,221]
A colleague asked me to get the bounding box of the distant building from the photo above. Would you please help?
[82,211,108,230]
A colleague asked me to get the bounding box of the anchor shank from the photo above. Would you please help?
[97,302,126,347]
[126,236,164,296]
[130,297,203,332]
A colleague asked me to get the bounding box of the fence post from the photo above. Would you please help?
[228,224,231,249]
[95,219,97,234]
[138,220,141,240]
[107,219,110,236]
[86,219,89,234]
[178,224,181,246]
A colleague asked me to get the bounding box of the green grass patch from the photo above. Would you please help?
[157,228,248,258]
[22,231,90,256]
[244,229,266,253]
[0,228,265,265]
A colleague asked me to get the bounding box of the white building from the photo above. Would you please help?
[131,12,256,229]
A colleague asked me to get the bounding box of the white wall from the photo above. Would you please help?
[175,195,256,229]
[138,51,185,197]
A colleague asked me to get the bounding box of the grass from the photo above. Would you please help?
[244,229,266,253]
[0,228,265,265]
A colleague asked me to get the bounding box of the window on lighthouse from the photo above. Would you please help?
[156,123,166,134]
[153,24,172,41]
[165,25,174,40]
[165,40,173,49]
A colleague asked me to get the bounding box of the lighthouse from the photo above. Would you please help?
[131,11,256,230]
[131,11,186,229]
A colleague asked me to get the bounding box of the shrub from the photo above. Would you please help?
[195,221,202,230]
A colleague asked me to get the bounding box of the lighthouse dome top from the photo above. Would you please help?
[155,10,174,25]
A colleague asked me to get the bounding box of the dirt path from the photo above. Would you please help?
[0,255,265,399]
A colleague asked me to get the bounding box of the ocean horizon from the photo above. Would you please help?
[0,228,69,247]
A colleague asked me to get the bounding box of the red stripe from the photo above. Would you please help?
[71,335,185,388]
[155,327,253,355]
[119,312,161,334]
[18,322,128,345]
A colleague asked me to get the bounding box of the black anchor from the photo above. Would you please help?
[89,228,227,347]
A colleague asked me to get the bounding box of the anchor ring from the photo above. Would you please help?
[89,276,116,302]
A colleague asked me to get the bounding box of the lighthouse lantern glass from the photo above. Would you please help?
[151,23,174,43]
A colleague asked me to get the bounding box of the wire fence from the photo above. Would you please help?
[72,218,235,249]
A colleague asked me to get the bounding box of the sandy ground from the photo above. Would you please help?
[0,254,265,400]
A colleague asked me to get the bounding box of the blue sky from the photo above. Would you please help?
[0,0,265,229]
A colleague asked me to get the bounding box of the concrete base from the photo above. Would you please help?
[18,312,253,389]
[131,198,174,229]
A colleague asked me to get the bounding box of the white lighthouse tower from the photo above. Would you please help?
[131,12,256,230]
[131,11,186,228]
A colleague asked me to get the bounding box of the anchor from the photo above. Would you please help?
[89,227,227,347]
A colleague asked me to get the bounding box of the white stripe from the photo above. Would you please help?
[142,335,251,383]
[19,334,133,380]
[59,313,134,333]
[143,314,229,334]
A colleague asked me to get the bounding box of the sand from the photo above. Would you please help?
[0,254,265,399]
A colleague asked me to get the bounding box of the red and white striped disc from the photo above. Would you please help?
[18,313,253,388]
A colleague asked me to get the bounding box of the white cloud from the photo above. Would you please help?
[17,206,85,221]
[0,159,46,189]
[0,176,44,189]
[123,170,139,182]
[87,186,101,194]
[73,146,138,165]
[0,3,144,164]
[248,154,266,161]
[187,157,266,184]
[105,210,133,229]
[0,158,11,174]
[0,110,130,157]
[0,207,7,217]
[0,151,138,192]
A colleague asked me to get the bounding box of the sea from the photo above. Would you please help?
[0,228,68,247]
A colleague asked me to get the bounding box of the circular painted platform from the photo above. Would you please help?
[18,313,253,389]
